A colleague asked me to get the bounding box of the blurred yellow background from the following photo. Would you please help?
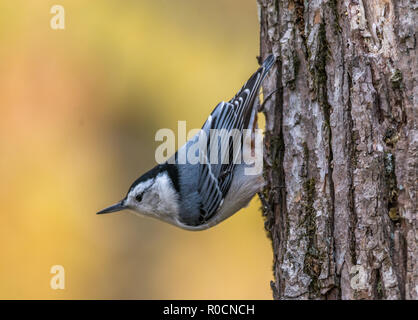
[0,0,273,299]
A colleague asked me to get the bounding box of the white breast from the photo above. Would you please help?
[149,172,180,217]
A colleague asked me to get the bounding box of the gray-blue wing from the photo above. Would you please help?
[196,54,275,223]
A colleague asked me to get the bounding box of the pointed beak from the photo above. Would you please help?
[97,200,126,215]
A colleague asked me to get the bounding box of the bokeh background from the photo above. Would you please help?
[0,0,273,299]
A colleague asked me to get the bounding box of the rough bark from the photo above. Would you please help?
[258,0,417,299]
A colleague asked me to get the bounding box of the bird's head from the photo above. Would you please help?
[97,164,180,223]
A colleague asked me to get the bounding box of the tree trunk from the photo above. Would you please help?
[258,0,416,299]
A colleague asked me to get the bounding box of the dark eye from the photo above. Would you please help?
[135,193,143,202]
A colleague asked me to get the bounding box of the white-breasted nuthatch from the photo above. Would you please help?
[97,55,276,230]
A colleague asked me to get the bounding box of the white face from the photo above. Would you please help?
[125,172,180,222]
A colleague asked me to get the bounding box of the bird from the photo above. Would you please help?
[97,54,276,230]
